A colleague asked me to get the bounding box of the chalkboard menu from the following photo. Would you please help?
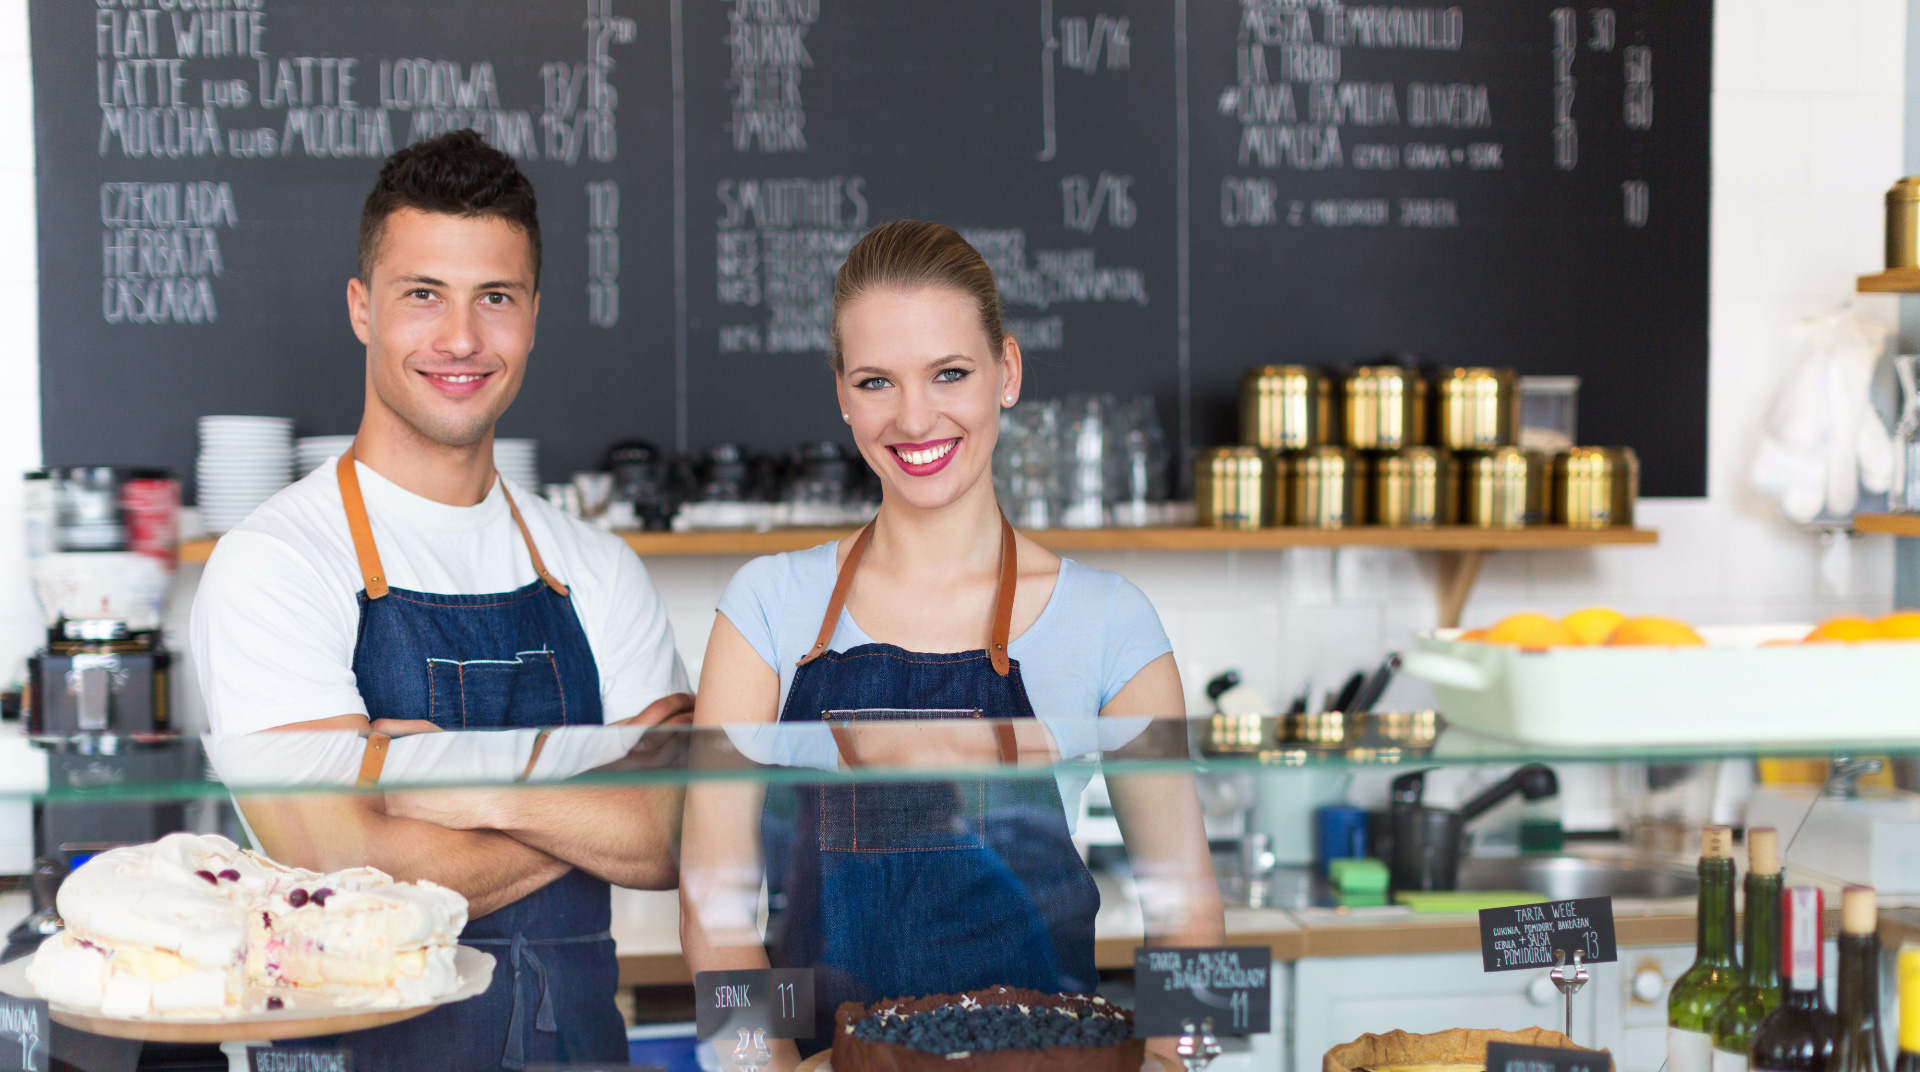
[32,0,1709,496]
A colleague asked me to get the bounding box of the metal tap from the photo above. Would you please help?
[1824,756,1885,800]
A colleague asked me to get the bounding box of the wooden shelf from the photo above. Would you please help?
[179,525,1656,627]
[180,525,1658,563]
[1858,268,1920,293]
[1855,513,1920,537]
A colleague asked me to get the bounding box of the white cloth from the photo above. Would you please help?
[191,457,689,737]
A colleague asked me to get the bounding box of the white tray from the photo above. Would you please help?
[1401,625,1920,747]
[0,946,492,1043]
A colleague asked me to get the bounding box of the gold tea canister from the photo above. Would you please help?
[1372,447,1454,527]
[1435,367,1518,450]
[1195,446,1276,529]
[1287,446,1367,528]
[1343,365,1428,450]
[1552,446,1640,528]
[1888,176,1920,269]
[1240,365,1333,450]
[1460,447,1548,528]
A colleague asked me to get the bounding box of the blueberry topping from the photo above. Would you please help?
[266,996,283,1010]
[286,888,309,908]
[852,1000,1130,1055]
[193,869,217,884]
[310,888,332,906]
[262,912,272,928]
[218,869,240,882]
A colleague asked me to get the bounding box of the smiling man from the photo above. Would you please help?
[190,131,691,1069]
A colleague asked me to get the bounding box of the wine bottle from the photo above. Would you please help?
[1673,826,1743,1072]
[1833,887,1888,1072]
[1713,827,1785,1072]
[1752,886,1835,1072]
[1895,946,1920,1072]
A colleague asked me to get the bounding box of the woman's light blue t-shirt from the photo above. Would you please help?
[715,542,1174,825]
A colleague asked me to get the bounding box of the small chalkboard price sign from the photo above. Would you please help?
[693,969,815,1041]
[1132,946,1271,1037]
[1485,1041,1611,1072]
[1479,897,1618,973]
[0,996,47,1072]
[246,1049,353,1072]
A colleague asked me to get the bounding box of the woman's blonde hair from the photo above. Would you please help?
[830,220,1005,373]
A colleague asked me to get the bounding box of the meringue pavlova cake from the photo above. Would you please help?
[25,833,467,1019]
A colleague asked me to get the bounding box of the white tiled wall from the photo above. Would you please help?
[0,0,1909,727]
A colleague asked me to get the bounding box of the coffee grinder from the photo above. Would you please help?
[22,467,192,857]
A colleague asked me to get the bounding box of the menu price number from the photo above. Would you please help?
[694,969,815,1041]
[1132,946,1271,1038]
[0,996,46,1072]
[1485,1040,1611,1072]
[246,1049,353,1072]
[1478,897,1617,974]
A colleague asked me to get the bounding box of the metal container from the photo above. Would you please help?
[1286,446,1367,528]
[1434,367,1519,450]
[1372,447,1455,528]
[1239,366,1333,450]
[1459,447,1548,529]
[1551,446,1639,528]
[1888,176,1920,269]
[1342,365,1428,450]
[1195,447,1277,529]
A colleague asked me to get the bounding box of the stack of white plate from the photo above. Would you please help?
[295,435,357,479]
[494,438,539,490]
[197,416,293,532]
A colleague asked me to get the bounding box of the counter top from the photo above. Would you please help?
[608,886,1707,986]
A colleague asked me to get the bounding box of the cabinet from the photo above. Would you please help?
[1291,945,1692,1072]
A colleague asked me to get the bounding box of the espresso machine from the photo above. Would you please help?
[22,467,194,858]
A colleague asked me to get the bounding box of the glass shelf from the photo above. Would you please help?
[14,717,1920,804]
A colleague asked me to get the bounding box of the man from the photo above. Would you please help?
[191,130,690,1069]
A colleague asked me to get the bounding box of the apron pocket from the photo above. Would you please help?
[427,650,566,729]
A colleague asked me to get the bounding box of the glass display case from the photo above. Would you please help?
[6,715,1916,1072]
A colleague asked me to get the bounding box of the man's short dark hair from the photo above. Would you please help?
[357,130,541,287]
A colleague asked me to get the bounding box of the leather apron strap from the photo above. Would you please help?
[337,445,568,599]
[338,443,570,784]
[797,513,1019,675]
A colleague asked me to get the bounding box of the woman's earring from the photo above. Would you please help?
[842,413,851,422]
[1003,396,1014,405]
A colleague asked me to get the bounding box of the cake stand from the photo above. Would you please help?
[0,947,494,1071]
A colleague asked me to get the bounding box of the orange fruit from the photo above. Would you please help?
[1561,606,1627,646]
[1456,628,1490,642]
[1877,612,1920,640]
[1605,616,1707,646]
[1803,616,1880,643]
[1484,612,1579,649]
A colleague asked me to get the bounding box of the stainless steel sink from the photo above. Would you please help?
[1456,855,1697,900]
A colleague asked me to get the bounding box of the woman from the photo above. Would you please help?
[680,220,1224,1066]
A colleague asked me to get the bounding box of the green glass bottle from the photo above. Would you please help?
[1672,825,1742,1072]
[1833,886,1889,1072]
[1713,827,1785,1072]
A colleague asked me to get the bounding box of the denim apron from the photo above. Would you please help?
[764,516,1101,1053]
[292,451,626,1071]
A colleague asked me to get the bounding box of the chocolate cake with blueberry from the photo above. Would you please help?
[833,986,1142,1071]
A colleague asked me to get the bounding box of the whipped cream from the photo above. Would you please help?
[26,833,467,1019]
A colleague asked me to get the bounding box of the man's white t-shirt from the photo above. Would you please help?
[191,457,690,737]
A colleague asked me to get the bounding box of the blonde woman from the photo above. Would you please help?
[681,220,1223,1065]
